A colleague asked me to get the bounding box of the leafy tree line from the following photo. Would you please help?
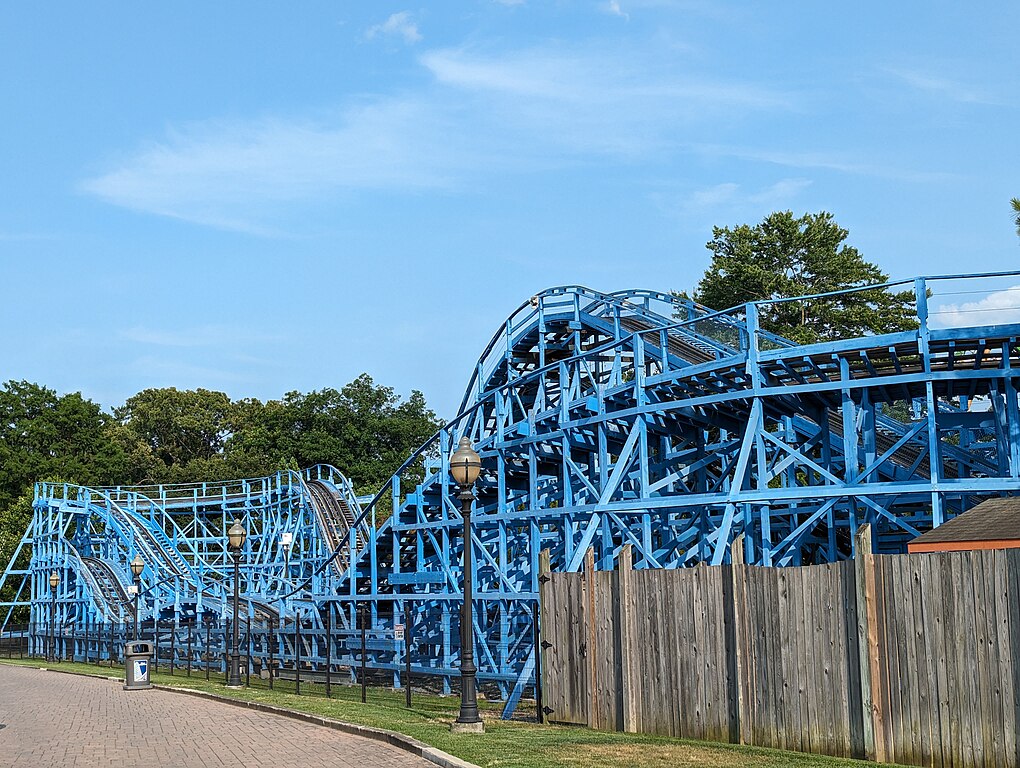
[0,375,441,564]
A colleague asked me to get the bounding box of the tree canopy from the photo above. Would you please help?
[692,211,918,345]
[0,374,440,541]
[1012,198,1020,239]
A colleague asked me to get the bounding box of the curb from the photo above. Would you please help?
[157,685,480,768]
[13,664,480,768]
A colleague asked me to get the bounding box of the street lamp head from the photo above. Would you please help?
[49,570,59,591]
[130,554,145,578]
[449,437,481,487]
[227,519,247,552]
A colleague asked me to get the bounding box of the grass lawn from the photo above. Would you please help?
[1,658,886,768]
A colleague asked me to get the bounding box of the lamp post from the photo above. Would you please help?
[48,570,59,662]
[130,554,145,641]
[450,437,484,733]
[226,519,247,687]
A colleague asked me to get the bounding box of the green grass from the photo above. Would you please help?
[1,658,887,768]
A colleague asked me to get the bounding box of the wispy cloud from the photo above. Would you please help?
[80,41,794,231]
[930,286,1020,329]
[677,177,811,216]
[81,99,473,232]
[883,66,1003,106]
[601,1,630,20]
[693,144,957,183]
[365,11,422,45]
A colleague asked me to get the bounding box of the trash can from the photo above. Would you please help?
[123,641,153,691]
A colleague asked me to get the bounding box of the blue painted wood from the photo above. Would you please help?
[3,271,1020,716]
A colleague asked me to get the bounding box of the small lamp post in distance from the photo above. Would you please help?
[130,554,144,641]
[47,570,59,662]
[226,519,247,688]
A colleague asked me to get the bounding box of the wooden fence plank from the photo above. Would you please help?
[1006,549,1020,768]
[907,553,930,768]
[618,545,637,733]
[957,552,979,768]
[730,539,750,745]
[855,526,876,761]
[944,551,965,768]
[844,558,865,759]
[920,551,949,768]
[988,549,1008,768]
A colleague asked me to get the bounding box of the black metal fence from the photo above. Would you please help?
[1,615,528,714]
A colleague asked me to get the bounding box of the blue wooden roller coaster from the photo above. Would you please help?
[2,270,1019,716]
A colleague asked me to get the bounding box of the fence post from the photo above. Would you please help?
[295,615,302,695]
[325,606,332,699]
[187,623,193,677]
[360,604,367,703]
[536,550,552,724]
[730,533,749,745]
[617,544,637,733]
[245,626,251,687]
[268,618,274,690]
[205,622,211,681]
[404,598,412,709]
[854,524,881,761]
[169,620,176,675]
[582,547,597,729]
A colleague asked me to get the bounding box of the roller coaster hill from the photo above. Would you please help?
[2,270,1019,717]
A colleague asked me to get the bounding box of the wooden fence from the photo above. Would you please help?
[538,526,1020,767]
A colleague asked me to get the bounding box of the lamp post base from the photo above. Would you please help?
[450,720,485,734]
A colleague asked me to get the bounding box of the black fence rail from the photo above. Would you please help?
[2,616,535,717]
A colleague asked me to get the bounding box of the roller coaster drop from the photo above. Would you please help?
[3,271,1020,716]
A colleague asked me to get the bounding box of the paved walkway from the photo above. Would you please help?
[0,665,434,768]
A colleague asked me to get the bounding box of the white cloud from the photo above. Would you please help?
[601,1,630,20]
[81,42,794,231]
[678,178,811,215]
[365,11,422,45]
[883,66,1003,106]
[421,46,788,110]
[81,99,473,232]
[929,285,1020,329]
[693,144,956,183]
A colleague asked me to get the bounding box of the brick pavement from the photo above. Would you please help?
[0,665,434,768]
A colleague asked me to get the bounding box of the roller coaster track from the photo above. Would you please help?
[306,480,362,577]
[107,501,191,580]
[79,557,131,618]
[6,269,1020,717]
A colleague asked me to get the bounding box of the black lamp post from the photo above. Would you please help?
[450,437,484,733]
[130,554,145,641]
[226,519,247,687]
[48,570,59,662]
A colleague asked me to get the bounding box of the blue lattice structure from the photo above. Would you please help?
[2,270,1019,716]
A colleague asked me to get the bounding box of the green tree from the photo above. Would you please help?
[0,381,133,509]
[226,375,441,494]
[694,211,917,344]
[1012,197,1020,239]
[115,387,233,473]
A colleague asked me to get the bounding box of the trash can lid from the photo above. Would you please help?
[125,641,151,654]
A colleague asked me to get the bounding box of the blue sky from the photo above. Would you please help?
[1,1,1018,418]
